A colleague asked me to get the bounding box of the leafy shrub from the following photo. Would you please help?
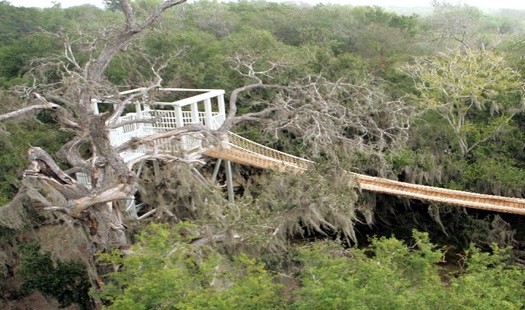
[99,223,284,309]
[294,231,525,309]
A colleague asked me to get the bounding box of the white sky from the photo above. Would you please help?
[5,0,525,10]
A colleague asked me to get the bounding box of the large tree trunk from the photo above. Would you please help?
[0,1,191,306]
[21,148,131,289]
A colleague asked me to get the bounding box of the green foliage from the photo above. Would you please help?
[446,245,525,308]
[448,149,525,196]
[405,49,525,156]
[99,223,283,309]
[0,33,60,87]
[0,2,53,45]
[0,3,88,87]
[19,243,91,309]
[347,6,420,66]
[294,231,525,309]
[294,231,444,309]
[100,228,525,309]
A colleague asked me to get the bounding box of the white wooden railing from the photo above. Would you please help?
[93,88,227,162]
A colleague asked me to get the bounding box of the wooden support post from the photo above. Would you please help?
[225,160,234,204]
[135,102,143,130]
[91,99,99,115]
[217,95,225,125]
[142,104,153,131]
[153,159,161,186]
[137,208,157,220]
[211,159,223,184]
[135,161,145,178]
[192,167,207,185]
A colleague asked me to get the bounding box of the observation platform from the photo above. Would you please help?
[97,88,227,164]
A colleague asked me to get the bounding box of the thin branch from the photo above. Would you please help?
[109,116,160,129]
[230,106,281,126]
[88,0,187,81]
[107,63,166,125]
[121,0,137,31]
[0,94,59,122]
[219,83,289,132]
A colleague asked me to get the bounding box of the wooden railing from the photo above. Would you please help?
[204,132,313,171]
[103,88,226,161]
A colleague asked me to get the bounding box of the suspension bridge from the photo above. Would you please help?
[90,88,525,216]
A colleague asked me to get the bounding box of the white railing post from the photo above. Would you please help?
[204,98,213,129]
[175,105,184,128]
[135,102,143,130]
[218,94,225,116]
[191,102,200,124]
[143,104,152,130]
[91,99,99,115]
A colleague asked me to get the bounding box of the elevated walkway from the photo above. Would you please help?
[96,87,525,216]
[204,132,312,171]
[204,132,525,215]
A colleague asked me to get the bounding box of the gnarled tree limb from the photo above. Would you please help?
[0,94,59,122]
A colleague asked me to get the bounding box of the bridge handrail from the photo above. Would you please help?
[226,132,313,170]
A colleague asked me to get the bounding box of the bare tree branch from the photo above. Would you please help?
[0,94,59,122]
[88,0,187,82]
[107,63,167,125]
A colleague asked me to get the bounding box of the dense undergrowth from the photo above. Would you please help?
[98,224,525,309]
